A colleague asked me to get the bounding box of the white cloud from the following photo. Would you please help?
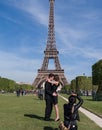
[7,0,48,26]
[0,51,41,83]
[62,60,92,83]
[0,12,21,24]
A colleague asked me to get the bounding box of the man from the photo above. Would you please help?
[44,73,57,121]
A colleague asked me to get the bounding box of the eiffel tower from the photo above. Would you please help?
[32,0,68,88]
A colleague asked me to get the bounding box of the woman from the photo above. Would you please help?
[47,74,60,121]
[63,93,83,130]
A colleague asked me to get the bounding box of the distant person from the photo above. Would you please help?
[21,89,24,96]
[16,89,20,97]
[44,73,57,121]
[59,93,83,130]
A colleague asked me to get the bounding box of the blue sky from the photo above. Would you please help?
[0,0,102,84]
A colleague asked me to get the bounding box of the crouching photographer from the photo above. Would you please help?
[59,93,83,130]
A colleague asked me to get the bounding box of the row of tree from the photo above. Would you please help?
[61,76,98,96]
[0,77,33,92]
[92,59,102,100]
[62,59,102,101]
[71,76,92,92]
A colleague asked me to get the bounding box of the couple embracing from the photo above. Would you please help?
[44,73,60,121]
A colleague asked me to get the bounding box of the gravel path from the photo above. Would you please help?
[59,95,102,128]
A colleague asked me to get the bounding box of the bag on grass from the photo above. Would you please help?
[59,121,70,130]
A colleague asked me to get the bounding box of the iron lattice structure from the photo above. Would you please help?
[33,0,68,87]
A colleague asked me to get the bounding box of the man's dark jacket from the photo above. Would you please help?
[45,81,53,100]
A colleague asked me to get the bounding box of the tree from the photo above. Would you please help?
[92,60,102,101]
[9,80,16,92]
[92,60,102,85]
[0,77,33,93]
[0,78,9,91]
[61,84,71,94]
[71,76,93,95]
[71,79,76,92]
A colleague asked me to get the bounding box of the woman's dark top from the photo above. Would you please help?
[64,95,83,129]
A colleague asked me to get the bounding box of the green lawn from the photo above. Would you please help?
[82,96,102,118]
[0,93,101,130]
[61,93,102,118]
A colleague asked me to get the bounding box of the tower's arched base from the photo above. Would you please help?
[32,70,68,88]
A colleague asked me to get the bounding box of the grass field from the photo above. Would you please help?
[82,96,102,117]
[61,94,102,117]
[0,93,102,130]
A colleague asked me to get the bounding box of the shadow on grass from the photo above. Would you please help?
[24,114,54,121]
[44,126,58,130]
[24,114,44,120]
